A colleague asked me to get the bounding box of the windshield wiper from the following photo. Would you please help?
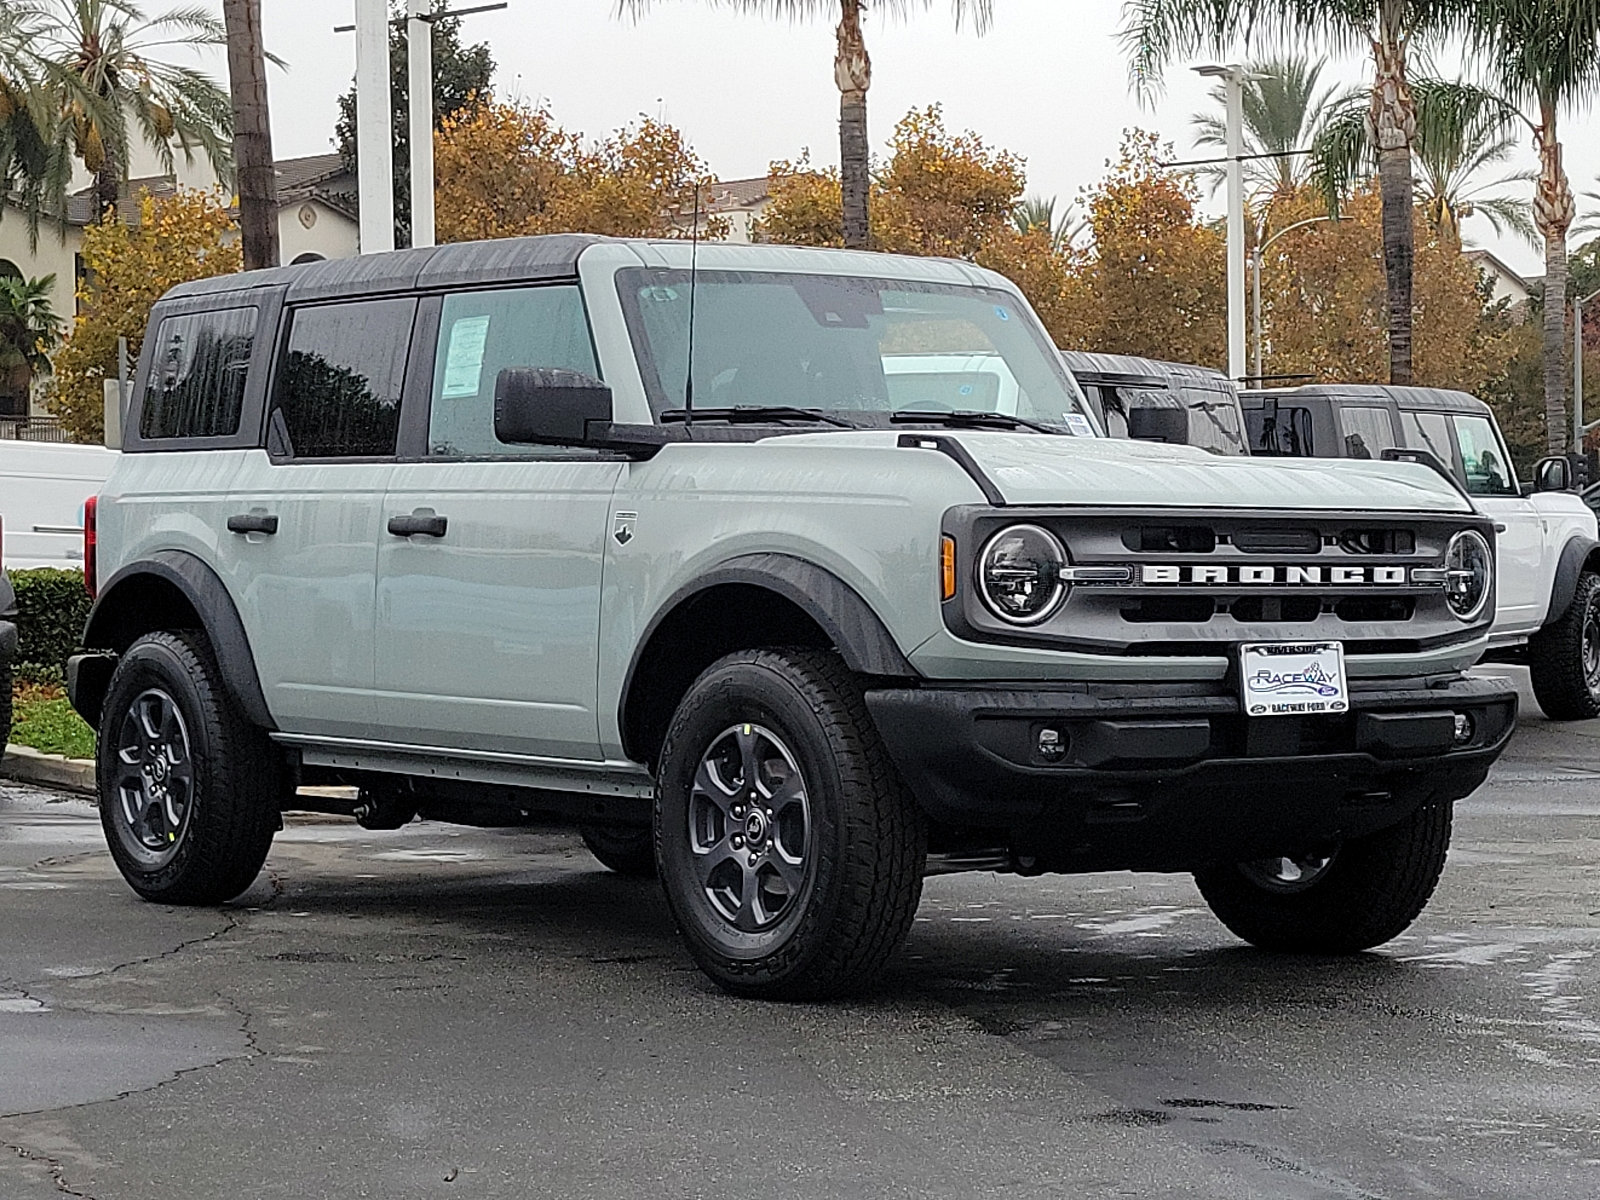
[889,409,1062,435]
[660,405,853,428]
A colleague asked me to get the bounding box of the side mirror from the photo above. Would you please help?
[1126,406,1189,445]
[494,368,613,446]
[1532,454,1574,493]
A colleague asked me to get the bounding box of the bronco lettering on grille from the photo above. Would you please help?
[1139,565,1421,586]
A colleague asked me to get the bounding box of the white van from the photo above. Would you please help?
[0,440,117,570]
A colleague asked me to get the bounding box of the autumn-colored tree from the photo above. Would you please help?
[432,100,722,243]
[1053,130,1227,368]
[1257,186,1513,396]
[49,188,240,443]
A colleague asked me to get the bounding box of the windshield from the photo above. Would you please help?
[616,268,1096,432]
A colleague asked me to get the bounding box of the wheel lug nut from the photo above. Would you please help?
[732,835,743,848]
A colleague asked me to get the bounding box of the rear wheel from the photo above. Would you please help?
[1193,802,1452,953]
[578,823,655,877]
[655,649,925,999]
[97,631,280,904]
[1528,571,1600,720]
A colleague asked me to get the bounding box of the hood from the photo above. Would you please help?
[773,430,1472,513]
[963,434,1471,511]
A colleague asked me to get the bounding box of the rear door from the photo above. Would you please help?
[372,282,623,761]
[211,297,416,738]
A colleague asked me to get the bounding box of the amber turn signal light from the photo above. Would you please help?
[941,535,957,601]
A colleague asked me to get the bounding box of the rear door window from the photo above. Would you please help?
[1336,405,1398,460]
[140,306,256,439]
[269,298,416,458]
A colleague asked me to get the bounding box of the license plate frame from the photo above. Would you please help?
[1239,641,1349,718]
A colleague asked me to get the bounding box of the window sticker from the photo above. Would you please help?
[1064,412,1095,438]
[441,315,491,398]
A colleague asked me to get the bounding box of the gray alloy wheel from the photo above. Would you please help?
[109,687,197,867]
[687,722,815,933]
[1237,850,1338,894]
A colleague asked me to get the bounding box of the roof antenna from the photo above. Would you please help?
[683,178,701,429]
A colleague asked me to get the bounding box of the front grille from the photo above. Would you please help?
[944,505,1492,657]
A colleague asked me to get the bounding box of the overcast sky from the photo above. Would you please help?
[199,0,1600,278]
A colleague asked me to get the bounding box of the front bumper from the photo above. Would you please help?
[865,674,1517,872]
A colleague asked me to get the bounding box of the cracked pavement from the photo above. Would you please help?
[1,667,1597,1199]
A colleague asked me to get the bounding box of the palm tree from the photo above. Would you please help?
[222,0,278,270]
[620,0,992,249]
[1011,195,1083,253]
[1190,54,1354,203]
[1467,0,1600,454]
[0,273,65,415]
[24,0,234,218]
[1314,76,1535,245]
[1122,0,1472,387]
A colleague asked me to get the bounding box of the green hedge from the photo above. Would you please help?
[7,567,92,684]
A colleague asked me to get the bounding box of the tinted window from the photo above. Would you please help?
[1336,405,1397,460]
[1452,414,1517,496]
[428,285,597,456]
[270,299,415,458]
[1400,411,1457,478]
[1245,404,1314,455]
[140,307,255,439]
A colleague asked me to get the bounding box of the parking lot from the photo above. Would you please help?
[1,667,1596,1200]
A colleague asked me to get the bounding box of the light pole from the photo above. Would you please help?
[354,0,394,254]
[407,0,434,249]
[1252,215,1332,383]
[1575,287,1600,452]
[1196,64,1248,381]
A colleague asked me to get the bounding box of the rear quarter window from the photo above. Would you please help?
[140,306,257,439]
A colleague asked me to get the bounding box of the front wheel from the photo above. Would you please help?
[655,649,926,1000]
[97,631,280,904]
[1528,570,1600,720]
[1193,801,1452,953]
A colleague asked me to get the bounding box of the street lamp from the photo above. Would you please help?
[1575,286,1600,452]
[1195,64,1247,382]
[1252,216,1332,383]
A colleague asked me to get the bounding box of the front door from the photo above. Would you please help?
[372,282,622,761]
[1446,411,1545,634]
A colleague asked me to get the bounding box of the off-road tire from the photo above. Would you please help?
[1193,801,1452,953]
[1528,570,1600,721]
[655,649,926,1000]
[97,631,280,904]
[578,823,656,877]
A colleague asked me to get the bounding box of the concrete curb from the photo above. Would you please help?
[1,743,96,794]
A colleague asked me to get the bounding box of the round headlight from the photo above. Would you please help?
[1443,529,1493,621]
[979,524,1067,624]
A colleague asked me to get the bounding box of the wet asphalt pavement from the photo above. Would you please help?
[1,667,1597,1199]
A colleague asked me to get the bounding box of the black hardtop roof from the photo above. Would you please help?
[1242,383,1491,415]
[1060,350,1232,391]
[164,233,619,303]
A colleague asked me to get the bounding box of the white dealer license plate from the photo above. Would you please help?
[1240,642,1349,717]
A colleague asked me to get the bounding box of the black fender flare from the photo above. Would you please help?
[1544,536,1600,627]
[617,553,916,757]
[77,550,275,730]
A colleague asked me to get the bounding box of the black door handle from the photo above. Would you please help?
[226,512,278,535]
[387,511,448,538]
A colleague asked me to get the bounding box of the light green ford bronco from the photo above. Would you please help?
[69,235,1515,998]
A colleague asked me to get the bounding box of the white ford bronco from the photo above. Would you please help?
[1242,385,1600,719]
[70,236,1516,998]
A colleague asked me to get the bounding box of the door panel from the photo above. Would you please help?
[213,453,393,737]
[375,460,623,759]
